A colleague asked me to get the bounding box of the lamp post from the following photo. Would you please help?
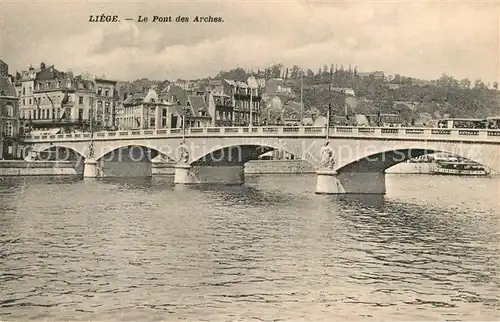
[300,71,304,124]
[249,86,253,130]
[88,105,95,158]
[182,105,189,143]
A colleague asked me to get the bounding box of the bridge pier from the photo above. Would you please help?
[315,170,386,195]
[174,164,245,185]
[337,172,386,195]
[315,170,345,194]
[174,163,192,184]
[83,159,99,178]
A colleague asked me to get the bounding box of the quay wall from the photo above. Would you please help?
[149,160,436,175]
[385,162,432,174]
[0,160,83,177]
[244,160,315,174]
[151,160,316,175]
[151,161,176,175]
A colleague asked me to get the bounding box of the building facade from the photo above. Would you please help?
[222,76,263,126]
[118,87,180,130]
[14,63,118,134]
[0,59,21,159]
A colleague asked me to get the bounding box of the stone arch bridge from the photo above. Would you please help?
[24,126,500,194]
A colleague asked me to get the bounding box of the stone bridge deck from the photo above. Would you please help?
[23,126,500,143]
[23,126,500,195]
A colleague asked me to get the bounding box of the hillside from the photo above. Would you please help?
[119,65,500,121]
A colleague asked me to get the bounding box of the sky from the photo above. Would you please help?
[1,0,499,83]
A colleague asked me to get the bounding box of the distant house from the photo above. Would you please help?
[358,71,385,80]
[386,84,400,90]
[331,87,355,96]
[186,94,211,128]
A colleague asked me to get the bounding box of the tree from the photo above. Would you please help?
[474,78,486,90]
[493,81,498,90]
[215,67,249,81]
[269,64,283,78]
[460,78,471,89]
[290,65,301,79]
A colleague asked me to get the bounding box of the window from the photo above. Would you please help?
[97,87,102,95]
[79,96,84,104]
[105,89,109,97]
[6,104,13,116]
[22,87,26,95]
[105,102,110,114]
[5,120,13,136]
[150,118,155,127]
[162,108,167,117]
[29,98,32,105]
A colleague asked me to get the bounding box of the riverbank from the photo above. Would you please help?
[151,159,316,175]
[0,160,83,177]
[1,159,496,177]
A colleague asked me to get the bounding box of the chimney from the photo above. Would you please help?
[40,62,46,70]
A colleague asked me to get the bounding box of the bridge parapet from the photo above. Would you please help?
[23,126,500,143]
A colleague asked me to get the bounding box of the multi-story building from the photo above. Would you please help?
[95,77,119,130]
[206,88,233,127]
[0,59,21,159]
[163,84,212,128]
[223,76,263,126]
[118,86,181,130]
[14,63,118,134]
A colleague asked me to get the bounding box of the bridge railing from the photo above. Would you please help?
[22,126,500,142]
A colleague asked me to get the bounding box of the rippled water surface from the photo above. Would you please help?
[1,174,499,321]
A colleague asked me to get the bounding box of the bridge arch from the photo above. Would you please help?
[328,143,499,194]
[334,144,500,174]
[29,143,86,162]
[95,144,174,163]
[188,143,316,167]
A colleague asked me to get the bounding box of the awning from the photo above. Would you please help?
[30,128,62,136]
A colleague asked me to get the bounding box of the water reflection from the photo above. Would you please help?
[337,194,385,208]
[0,174,498,321]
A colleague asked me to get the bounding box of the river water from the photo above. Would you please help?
[0,174,499,321]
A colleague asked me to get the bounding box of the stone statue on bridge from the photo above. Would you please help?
[319,141,336,170]
[178,142,189,164]
[87,142,95,159]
